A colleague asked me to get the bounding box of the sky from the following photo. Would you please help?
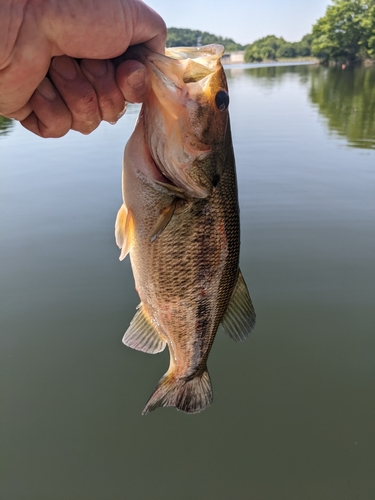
[146,0,332,45]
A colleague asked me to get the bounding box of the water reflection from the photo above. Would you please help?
[245,64,311,80]
[226,63,313,88]
[2,64,374,149]
[309,66,375,149]
[0,116,13,137]
[227,63,375,150]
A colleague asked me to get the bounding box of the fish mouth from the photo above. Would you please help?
[144,45,225,161]
[146,44,225,92]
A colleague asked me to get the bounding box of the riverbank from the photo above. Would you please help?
[223,60,318,70]
[223,52,375,67]
[223,54,319,65]
[274,56,319,64]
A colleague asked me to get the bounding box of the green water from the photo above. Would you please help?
[1,64,374,499]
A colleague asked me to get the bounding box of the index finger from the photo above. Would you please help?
[0,0,166,117]
[128,0,167,54]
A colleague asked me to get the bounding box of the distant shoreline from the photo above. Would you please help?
[223,59,319,70]
[223,57,375,68]
[223,55,319,66]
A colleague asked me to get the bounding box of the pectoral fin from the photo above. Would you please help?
[123,304,167,354]
[150,199,177,243]
[150,198,194,243]
[115,204,135,260]
[221,270,256,342]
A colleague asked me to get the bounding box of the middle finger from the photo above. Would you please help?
[49,56,101,134]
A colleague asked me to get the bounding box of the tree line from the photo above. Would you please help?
[167,0,375,64]
[166,28,244,52]
[244,34,313,62]
[312,0,375,63]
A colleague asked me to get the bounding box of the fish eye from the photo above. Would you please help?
[215,90,229,111]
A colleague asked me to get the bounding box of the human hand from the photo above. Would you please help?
[0,0,166,137]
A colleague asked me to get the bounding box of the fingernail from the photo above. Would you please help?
[82,59,107,77]
[127,69,146,90]
[37,78,56,101]
[51,56,77,80]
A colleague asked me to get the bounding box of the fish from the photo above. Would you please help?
[115,44,256,415]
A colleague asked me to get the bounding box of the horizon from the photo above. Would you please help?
[147,0,331,46]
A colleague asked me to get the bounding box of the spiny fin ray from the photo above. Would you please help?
[150,199,177,243]
[221,270,256,342]
[115,204,135,261]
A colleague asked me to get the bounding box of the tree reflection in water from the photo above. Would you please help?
[309,65,375,149]
[0,116,13,137]
[226,63,375,150]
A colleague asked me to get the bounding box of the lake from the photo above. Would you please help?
[1,63,374,499]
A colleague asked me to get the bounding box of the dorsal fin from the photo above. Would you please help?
[123,304,167,354]
[115,204,135,260]
[221,270,256,342]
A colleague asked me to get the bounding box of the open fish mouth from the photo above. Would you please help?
[148,44,225,84]
[146,46,228,198]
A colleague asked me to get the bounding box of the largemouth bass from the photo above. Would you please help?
[115,44,255,414]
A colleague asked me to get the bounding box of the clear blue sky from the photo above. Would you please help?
[146,0,331,45]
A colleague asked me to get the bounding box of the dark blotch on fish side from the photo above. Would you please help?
[215,90,229,111]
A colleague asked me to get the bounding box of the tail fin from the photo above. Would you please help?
[142,369,212,415]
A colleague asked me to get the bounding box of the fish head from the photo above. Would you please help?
[141,44,230,198]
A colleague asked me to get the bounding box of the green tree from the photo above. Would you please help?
[294,34,313,57]
[277,42,297,58]
[312,0,375,63]
[361,1,375,57]
[244,34,313,62]
[244,35,283,62]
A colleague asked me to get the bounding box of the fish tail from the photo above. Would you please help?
[142,369,212,415]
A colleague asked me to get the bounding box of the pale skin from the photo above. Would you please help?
[0,0,166,137]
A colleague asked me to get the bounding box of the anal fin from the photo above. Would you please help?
[115,204,135,261]
[221,270,256,342]
[123,304,167,354]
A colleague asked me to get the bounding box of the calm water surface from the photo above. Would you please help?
[1,64,374,499]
